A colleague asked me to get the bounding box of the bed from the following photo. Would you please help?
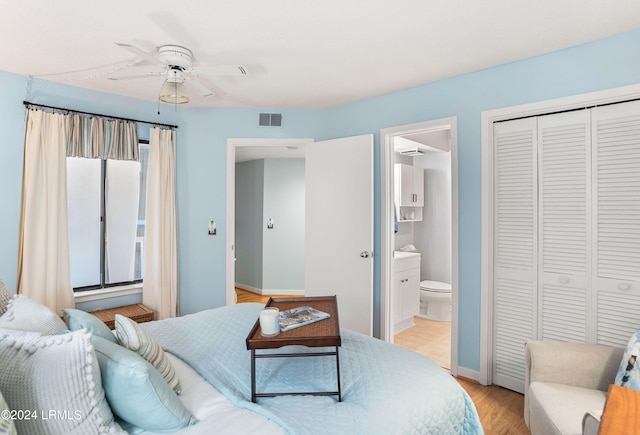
[0,291,483,435]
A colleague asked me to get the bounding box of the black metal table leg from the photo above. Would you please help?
[251,349,256,403]
[335,346,342,402]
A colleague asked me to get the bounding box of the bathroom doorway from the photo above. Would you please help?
[380,117,458,374]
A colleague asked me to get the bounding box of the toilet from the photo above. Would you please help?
[419,280,452,321]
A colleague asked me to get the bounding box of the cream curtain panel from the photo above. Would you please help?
[17,107,140,315]
[143,127,178,320]
[17,109,75,315]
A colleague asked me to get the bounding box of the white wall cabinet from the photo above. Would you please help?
[393,252,421,333]
[491,100,640,394]
[394,163,424,222]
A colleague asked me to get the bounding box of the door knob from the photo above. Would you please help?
[617,283,631,291]
[360,251,371,258]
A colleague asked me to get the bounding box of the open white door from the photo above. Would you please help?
[305,134,374,336]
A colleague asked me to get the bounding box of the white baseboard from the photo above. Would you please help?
[261,289,304,295]
[235,284,304,296]
[235,284,261,294]
[455,366,482,384]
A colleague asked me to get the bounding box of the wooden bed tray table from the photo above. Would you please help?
[245,296,342,403]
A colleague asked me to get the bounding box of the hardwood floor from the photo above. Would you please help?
[235,288,303,304]
[236,289,530,434]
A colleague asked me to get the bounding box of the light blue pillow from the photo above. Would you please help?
[63,308,118,344]
[615,329,640,390]
[92,336,197,432]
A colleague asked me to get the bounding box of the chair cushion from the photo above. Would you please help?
[614,329,640,391]
[528,382,606,435]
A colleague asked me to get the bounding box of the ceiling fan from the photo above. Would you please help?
[109,42,248,104]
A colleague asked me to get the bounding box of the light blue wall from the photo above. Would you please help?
[175,108,328,314]
[263,158,305,291]
[1,29,639,374]
[323,29,640,371]
[235,159,265,289]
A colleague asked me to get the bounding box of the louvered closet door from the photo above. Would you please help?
[592,100,640,347]
[493,118,537,394]
[538,111,591,343]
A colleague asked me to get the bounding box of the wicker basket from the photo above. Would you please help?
[90,304,155,329]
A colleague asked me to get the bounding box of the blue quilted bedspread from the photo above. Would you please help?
[142,303,483,435]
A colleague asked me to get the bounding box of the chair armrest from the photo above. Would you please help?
[525,340,623,390]
[523,340,623,427]
[582,411,601,435]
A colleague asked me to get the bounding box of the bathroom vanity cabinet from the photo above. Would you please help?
[393,251,421,333]
[394,163,424,222]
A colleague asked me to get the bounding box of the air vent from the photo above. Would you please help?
[259,113,283,127]
[398,148,425,156]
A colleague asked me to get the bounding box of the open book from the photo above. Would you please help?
[279,306,331,331]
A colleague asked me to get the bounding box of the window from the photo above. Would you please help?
[67,141,149,291]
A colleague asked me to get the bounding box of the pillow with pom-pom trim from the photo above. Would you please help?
[0,328,124,434]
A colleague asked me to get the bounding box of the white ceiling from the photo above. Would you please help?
[3,1,640,109]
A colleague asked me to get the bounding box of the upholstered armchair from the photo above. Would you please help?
[524,340,624,435]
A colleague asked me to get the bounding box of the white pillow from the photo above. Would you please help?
[0,295,67,335]
[0,282,11,317]
[0,389,17,435]
[114,314,181,394]
[0,328,124,434]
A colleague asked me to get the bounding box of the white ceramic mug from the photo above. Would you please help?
[259,307,280,336]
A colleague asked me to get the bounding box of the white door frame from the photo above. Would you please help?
[380,117,459,376]
[480,83,640,386]
[226,137,314,306]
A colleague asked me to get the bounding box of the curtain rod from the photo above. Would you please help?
[23,101,178,130]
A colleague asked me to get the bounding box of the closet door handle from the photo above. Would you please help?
[558,276,570,284]
[617,283,631,291]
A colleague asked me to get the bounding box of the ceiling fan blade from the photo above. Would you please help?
[108,71,165,81]
[147,11,200,50]
[115,42,165,68]
[196,64,249,76]
[184,74,217,98]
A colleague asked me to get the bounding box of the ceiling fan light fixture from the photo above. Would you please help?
[159,78,190,104]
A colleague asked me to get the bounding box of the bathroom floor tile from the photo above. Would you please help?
[394,317,451,369]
